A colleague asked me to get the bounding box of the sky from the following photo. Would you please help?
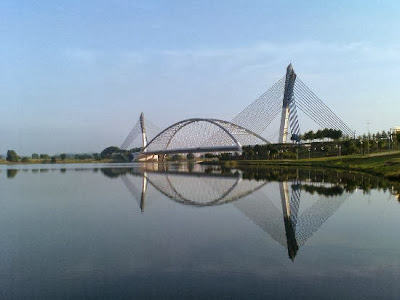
[1,0,399,155]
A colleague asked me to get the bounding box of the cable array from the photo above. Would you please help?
[120,116,162,150]
[120,119,141,150]
[232,75,353,140]
[145,119,162,143]
[231,76,285,135]
[289,182,301,228]
[294,79,353,137]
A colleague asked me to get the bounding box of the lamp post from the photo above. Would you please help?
[360,140,364,155]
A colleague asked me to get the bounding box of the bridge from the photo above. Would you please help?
[121,64,353,159]
[115,166,351,260]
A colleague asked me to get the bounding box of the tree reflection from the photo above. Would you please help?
[299,184,344,197]
[7,169,18,179]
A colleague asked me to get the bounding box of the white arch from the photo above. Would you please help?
[141,118,270,155]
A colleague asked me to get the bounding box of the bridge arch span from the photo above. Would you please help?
[141,118,269,156]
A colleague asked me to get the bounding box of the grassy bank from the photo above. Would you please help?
[207,151,400,181]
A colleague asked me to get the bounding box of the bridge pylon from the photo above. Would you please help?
[137,113,158,161]
[279,64,297,144]
[139,112,148,151]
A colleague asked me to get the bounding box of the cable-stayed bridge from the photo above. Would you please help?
[119,166,350,261]
[121,64,353,159]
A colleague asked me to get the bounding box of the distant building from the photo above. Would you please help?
[392,127,400,134]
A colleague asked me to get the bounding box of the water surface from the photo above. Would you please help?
[1,163,399,299]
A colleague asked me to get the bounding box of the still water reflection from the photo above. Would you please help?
[0,163,399,299]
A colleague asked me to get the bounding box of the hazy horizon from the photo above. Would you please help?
[1,0,400,155]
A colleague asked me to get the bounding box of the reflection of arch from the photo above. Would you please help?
[162,173,241,206]
[140,118,270,155]
[132,171,268,207]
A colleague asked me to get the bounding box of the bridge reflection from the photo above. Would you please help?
[107,165,362,261]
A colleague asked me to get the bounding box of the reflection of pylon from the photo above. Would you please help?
[283,217,299,261]
[279,181,299,260]
[140,172,147,212]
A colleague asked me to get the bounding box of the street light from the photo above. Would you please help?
[360,140,364,155]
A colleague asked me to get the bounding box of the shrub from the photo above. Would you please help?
[6,150,18,162]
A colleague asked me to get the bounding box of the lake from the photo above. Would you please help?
[0,163,399,299]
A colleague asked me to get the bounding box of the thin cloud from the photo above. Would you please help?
[62,48,100,63]
[157,40,400,66]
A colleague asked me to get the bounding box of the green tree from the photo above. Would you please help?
[330,129,342,140]
[40,154,50,159]
[342,140,359,155]
[322,128,330,139]
[51,157,57,163]
[303,131,314,141]
[187,153,195,160]
[32,153,39,159]
[100,146,120,159]
[60,153,67,160]
[315,130,323,140]
[93,153,101,160]
[6,150,18,162]
[21,157,30,162]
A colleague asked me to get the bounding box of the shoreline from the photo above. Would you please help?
[2,151,400,181]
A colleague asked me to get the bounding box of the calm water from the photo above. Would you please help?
[1,163,399,299]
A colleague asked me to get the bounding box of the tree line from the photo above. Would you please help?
[3,129,399,163]
[301,128,343,141]
[2,150,103,163]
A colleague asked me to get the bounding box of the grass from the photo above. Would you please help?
[209,151,400,181]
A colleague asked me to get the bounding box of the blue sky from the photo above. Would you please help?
[1,0,399,154]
